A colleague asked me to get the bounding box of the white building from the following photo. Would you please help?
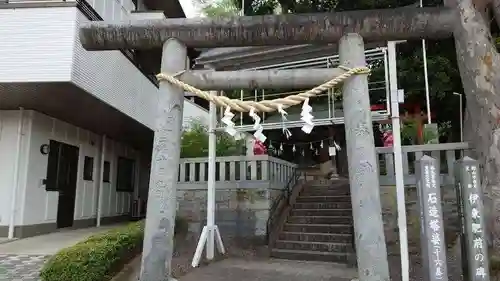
[0,0,208,238]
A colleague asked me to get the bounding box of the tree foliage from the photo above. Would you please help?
[195,0,240,17]
[181,120,246,158]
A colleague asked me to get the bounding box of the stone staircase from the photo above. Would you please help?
[270,179,355,263]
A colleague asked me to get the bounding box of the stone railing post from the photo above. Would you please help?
[339,33,390,281]
[262,158,269,180]
[139,38,186,281]
[455,157,490,281]
[415,155,448,281]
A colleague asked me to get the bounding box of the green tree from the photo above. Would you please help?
[196,0,240,17]
[181,120,246,157]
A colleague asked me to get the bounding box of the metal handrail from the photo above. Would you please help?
[266,168,303,243]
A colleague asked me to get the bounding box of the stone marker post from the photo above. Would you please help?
[339,33,390,281]
[140,38,187,281]
[415,155,448,281]
[454,157,469,280]
[455,157,490,281]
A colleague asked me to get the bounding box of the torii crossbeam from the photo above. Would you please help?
[79,7,454,49]
[80,7,456,281]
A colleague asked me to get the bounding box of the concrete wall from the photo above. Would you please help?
[27,110,138,224]
[71,8,159,129]
[87,0,135,21]
[0,111,31,228]
[99,140,135,219]
[0,7,75,82]
[176,188,278,241]
[174,156,296,241]
[182,101,209,128]
[0,110,143,237]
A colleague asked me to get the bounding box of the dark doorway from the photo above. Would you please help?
[46,140,79,229]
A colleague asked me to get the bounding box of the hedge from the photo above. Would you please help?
[40,221,145,281]
[40,217,189,281]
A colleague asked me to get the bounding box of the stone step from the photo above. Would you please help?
[306,178,349,184]
[287,216,352,225]
[306,180,349,188]
[275,240,350,252]
[301,188,351,196]
[296,195,351,203]
[294,202,352,209]
[305,181,350,186]
[283,223,353,234]
[270,248,350,263]
[303,179,334,186]
[278,232,353,243]
[291,209,353,217]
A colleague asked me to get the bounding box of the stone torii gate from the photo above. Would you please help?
[80,6,461,281]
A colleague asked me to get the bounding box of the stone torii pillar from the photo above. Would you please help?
[340,33,390,281]
[140,38,187,281]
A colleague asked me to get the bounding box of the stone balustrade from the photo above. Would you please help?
[177,155,297,190]
[376,142,470,186]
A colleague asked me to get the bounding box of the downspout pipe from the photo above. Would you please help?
[8,107,24,239]
[97,135,106,227]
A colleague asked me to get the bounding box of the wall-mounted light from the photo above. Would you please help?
[40,144,50,155]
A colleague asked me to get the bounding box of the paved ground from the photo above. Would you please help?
[0,238,14,244]
[119,248,463,281]
[116,256,357,281]
[178,259,357,281]
[116,241,463,281]
[0,254,50,281]
[0,225,123,281]
[0,227,464,281]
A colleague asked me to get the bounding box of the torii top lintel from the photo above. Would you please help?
[79,7,455,51]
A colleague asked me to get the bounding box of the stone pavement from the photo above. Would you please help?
[0,254,50,281]
[178,259,358,281]
[0,224,123,281]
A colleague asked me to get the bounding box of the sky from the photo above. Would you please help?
[179,0,201,17]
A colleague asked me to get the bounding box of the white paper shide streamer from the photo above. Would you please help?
[300,98,315,134]
[221,106,238,138]
[250,107,266,143]
[334,141,341,151]
[278,104,292,139]
[329,140,341,156]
